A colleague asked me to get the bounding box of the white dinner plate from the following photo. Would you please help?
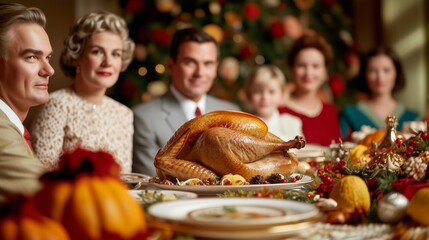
[129,189,197,204]
[148,197,319,227]
[148,174,312,196]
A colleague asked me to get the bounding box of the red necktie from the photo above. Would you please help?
[23,127,33,151]
[195,106,202,117]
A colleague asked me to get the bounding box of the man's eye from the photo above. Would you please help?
[26,55,38,62]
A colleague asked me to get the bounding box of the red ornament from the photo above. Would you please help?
[244,3,261,21]
[239,46,253,59]
[269,20,285,38]
[124,0,144,14]
[328,73,346,97]
[150,28,171,46]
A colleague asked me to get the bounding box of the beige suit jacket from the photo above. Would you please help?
[0,111,46,202]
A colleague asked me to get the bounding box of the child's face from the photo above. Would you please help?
[249,80,283,119]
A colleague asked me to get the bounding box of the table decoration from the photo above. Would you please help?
[33,148,150,240]
[0,195,69,240]
[303,115,429,231]
[377,192,409,224]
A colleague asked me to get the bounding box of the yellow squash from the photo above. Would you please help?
[329,175,371,213]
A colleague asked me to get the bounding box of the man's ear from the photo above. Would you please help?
[166,58,174,73]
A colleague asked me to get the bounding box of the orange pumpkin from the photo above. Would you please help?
[34,148,148,240]
[0,195,69,240]
[360,129,403,147]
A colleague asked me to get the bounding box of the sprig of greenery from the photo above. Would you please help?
[375,171,399,193]
[219,189,315,203]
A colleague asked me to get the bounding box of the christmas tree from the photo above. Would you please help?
[112,0,359,110]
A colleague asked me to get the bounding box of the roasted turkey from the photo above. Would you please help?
[155,110,305,181]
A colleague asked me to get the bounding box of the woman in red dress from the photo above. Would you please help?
[279,33,341,146]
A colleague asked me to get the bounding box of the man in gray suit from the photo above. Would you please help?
[133,28,240,176]
[0,3,53,202]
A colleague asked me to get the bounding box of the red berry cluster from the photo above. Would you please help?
[398,131,429,157]
[310,159,348,198]
[316,175,334,198]
[287,175,302,183]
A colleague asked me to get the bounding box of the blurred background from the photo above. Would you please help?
[5,0,427,126]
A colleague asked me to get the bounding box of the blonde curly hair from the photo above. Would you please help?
[60,11,135,78]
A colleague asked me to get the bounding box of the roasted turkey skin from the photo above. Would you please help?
[155,110,305,181]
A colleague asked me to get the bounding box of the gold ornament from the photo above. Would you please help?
[219,57,240,83]
[369,149,405,173]
[224,11,242,30]
[147,81,168,97]
[377,115,399,150]
[418,151,429,164]
[202,24,224,42]
[368,116,406,172]
[156,0,176,12]
[208,1,221,15]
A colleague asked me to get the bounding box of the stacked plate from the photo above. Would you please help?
[147,198,321,239]
[120,173,151,189]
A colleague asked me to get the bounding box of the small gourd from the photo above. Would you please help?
[0,195,69,240]
[34,148,148,240]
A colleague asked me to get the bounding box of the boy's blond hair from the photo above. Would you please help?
[244,65,286,99]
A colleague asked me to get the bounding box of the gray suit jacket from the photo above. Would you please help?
[132,90,240,176]
[0,111,46,202]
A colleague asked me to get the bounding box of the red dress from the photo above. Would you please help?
[279,103,341,146]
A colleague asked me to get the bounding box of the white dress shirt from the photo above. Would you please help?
[170,85,206,120]
[0,99,24,135]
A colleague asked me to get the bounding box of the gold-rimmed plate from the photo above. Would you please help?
[147,198,320,239]
[148,197,319,227]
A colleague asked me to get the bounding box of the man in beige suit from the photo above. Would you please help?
[0,3,54,202]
